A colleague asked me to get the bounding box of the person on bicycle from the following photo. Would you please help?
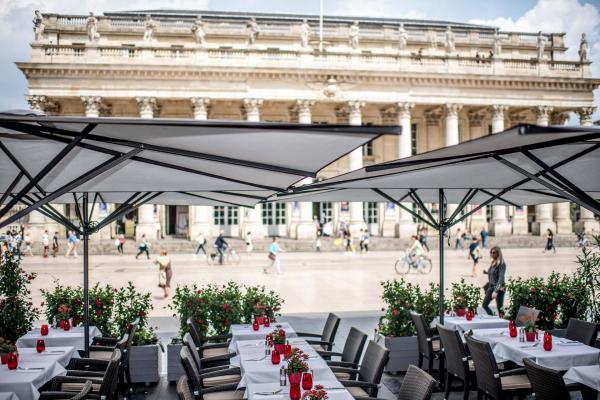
[215,231,228,265]
[406,235,424,265]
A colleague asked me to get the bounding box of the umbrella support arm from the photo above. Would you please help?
[370,189,437,230]
[81,193,90,358]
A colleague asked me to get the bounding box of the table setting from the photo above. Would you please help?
[16,325,101,352]
[229,322,297,352]
[433,314,509,332]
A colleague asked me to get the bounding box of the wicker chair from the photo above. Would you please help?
[180,346,244,400]
[397,365,437,400]
[319,327,368,380]
[332,340,389,398]
[409,311,444,383]
[465,336,531,400]
[40,349,122,400]
[514,306,540,327]
[523,358,573,400]
[39,380,93,400]
[437,325,475,400]
[177,375,194,400]
[91,318,138,388]
[182,332,241,387]
[187,317,232,358]
[296,312,341,351]
[558,318,599,347]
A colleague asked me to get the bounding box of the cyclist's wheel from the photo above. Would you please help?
[394,257,410,275]
[228,250,241,265]
[418,257,433,274]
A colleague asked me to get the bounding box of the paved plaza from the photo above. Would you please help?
[21,247,582,318]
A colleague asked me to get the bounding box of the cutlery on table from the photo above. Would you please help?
[519,343,539,348]
[18,366,45,371]
[254,389,283,396]
[246,356,267,362]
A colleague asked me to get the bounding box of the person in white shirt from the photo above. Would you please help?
[245,231,253,254]
[264,237,284,274]
[195,232,206,255]
[25,232,34,257]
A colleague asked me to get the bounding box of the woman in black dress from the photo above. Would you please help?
[543,228,556,253]
[482,246,506,316]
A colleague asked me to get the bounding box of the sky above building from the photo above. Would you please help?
[1,0,600,121]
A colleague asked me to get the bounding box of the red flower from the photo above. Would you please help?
[196,319,204,325]
[95,298,102,307]
[315,385,324,390]
[139,311,146,318]
[95,310,102,316]
[530,288,537,294]
[392,309,400,316]
[197,298,203,304]
[223,303,230,312]
[197,290,203,294]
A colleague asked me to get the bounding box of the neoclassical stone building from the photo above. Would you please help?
[15,9,600,241]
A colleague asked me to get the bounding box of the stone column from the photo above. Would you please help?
[296,100,317,240]
[135,97,160,240]
[576,107,599,232]
[242,99,266,238]
[396,102,417,238]
[489,105,512,236]
[445,104,463,233]
[26,95,49,113]
[348,100,366,236]
[81,96,102,118]
[532,105,556,235]
[189,98,213,240]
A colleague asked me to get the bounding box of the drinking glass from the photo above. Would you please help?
[302,370,313,390]
[7,353,18,370]
[41,324,49,336]
[36,339,46,353]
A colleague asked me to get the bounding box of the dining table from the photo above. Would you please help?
[433,315,509,332]
[228,323,298,352]
[564,365,600,400]
[471,328,600,370]
[16,326,101,352]
[0,393,19,400]
[228,322,353,400]
[0,346,77,400]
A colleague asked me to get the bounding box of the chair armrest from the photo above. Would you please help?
[428,335,440,342]
[200,367,241,379]
[204,333,232,343]
[199,342,230,351]
[296,332,322,338]
[91,336,119,346]
[499,367,526,377]
[200,352,236,368]
[198,365,231,374]
[317,350,342,358]
[67,358,109,371]
[306,339,334,347]
[329,366,359,375]
[40,391,90,400]
[200,383,242,394]
[50,375,103,391]
[339,380,379,389]
[67,370,105,378]
[89,345,114,352]
[327,360,358,368]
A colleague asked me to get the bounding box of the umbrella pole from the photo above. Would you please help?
[438,189,445,325]
[82,192,90,357]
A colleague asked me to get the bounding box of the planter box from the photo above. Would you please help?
[129,344,162,384]
[167,341,186,382]
[377,335,419,373]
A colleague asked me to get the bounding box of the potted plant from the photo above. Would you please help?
[41,282,82,327]
[524,320,537,342]
[0,252,39,342]
[450,278,481,317]
[0,337,17,364]
[241,285,283,323]
[272,327,287,355]
[286,348,309,384]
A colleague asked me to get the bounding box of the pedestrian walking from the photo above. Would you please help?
[264,237,284,274]
[482,246,506,316]
[195,232,206,255]
[358,229,365,252]
[135,234,150,259]
[454,228,463,250]
[65,231,79,257]
[42,230,50,257]
[51,231,59,257]
[543,228,556,253]
[343,229,353,253]
[214,231,228,265]
[362,230,370,253]
[419,227,430,252]
[480,226,489,248]
[315,237,321,252]
[24,232,34,257]
[468,237,481,277]
[155,250,173,298]
[117,234,125,255]
[245,231,253,254]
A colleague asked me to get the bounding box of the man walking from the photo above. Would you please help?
[42,230,49,258]
[214,231,228,265]
[51,231,59,257]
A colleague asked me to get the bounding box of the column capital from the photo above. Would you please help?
[444,103,463,118]
[396,102,415,118]
[81,96,102,117]
[26,95,48,112]
[490,104,509,119]
[424,108,443,126]
[242,98,263,114]
[191,98,210,119]
[578,106,596,126]
[296,100,315,114]
[534,105,554,124]
[347,100,366,118]
[136,97,157,118]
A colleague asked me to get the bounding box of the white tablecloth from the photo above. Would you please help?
[236,338,336,389]
[472,328,600,370]
[0,393,19,400]
[247,380,352,400]
[564,365,600,392]
[0,347,74,400]
[433,316,509,332]
[229,323,297,352]
[16,326,101,352]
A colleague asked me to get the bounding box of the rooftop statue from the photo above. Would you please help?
[349,21,359,50]
[398,23,408,51]
[33,10,45,42]
[299,19,311,48]
[144,14,156,42]
[537,31,546,60]
[445,25,455,53]
[86,12,100,42]
[247,17,260,46]
[579,33,588,62]
[191,16,206,46]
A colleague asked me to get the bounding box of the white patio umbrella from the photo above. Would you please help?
[0,112,399,354]
[273,124,600,321]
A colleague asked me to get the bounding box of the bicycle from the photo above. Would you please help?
[207,246,241,265]
[394,251,433,275]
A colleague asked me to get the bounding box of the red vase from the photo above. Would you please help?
[466,309,474,321]
[456,308,466,317]
[284,344,293,359]
[543,332,553,351]
[509,320,518,338]
[36,339,46,353]
[302,371,313,390]
[252,319,260,331]
[7,353,18,370]
[289,384,301,400]
[274,343,285,355]
[271,349,280,365]
[288,372,302,386]
[1,353,9,364]
[526,331,536,342]
[264,316,270,328]
[41,324,49,336]
[63,320,71,331]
